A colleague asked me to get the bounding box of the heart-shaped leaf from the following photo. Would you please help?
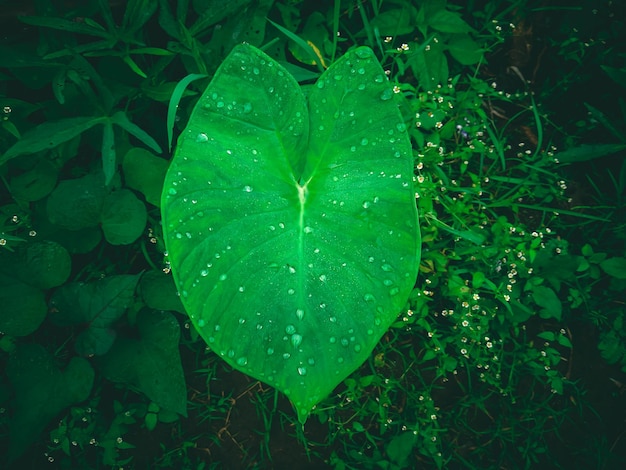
[161,44,420,423]
[98,310,187,416]
[6,344,94,462]
[50,274,141,356]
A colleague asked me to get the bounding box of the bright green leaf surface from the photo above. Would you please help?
[50,274,141,356]
[161,44,420,423]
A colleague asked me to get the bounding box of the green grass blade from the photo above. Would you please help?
[166,73,208,153]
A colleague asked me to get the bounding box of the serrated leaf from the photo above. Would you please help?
[50,274,141,356]
[161,44,420,423]
[101,189,148,245]
[98,310,187,416]
[5,344,94,462]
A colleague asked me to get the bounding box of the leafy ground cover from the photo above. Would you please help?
[1,0,625,469]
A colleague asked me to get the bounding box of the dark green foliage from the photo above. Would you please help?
[0,0,624,468]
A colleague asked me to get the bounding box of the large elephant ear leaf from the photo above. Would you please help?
[161,44,420,424]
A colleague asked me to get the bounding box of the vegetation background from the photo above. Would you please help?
[1,0,625,469]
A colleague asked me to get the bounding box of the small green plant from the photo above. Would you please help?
[161,43,421,424]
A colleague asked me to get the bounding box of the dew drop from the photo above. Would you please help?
[198,319,206,327]
[350,146,357,152]
[357,67,365,75]
[296,308,305,320]
[237,356,248,366]
[267,347,274,355]
[217,101,224,108]
[238,286,245,292]
[383,279,393,286]
[287,288,295,295]
[168,188,177,195]
[364,293,375,302]
[297,366,307,376]
[355,48,372,59]
[362,201,371,209]
[361,137,369,146]
[316,80,325,89]
[396,122,407,132]
[219,274,227,281]
[390,287,400,296]
[227,349,235,358]
[285,324,296,334]
[380,88,393,100]
[196,132,209,143]
[329,336,336,343]
[291,334,302,348]
[333,74,343,81]
[200,269,209,277]
[354,344,362,352]
[253,67,260,75]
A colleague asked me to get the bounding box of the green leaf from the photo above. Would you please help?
[427,8,473,34]
[554,143,626,164]
[101,190,148,245]
[50,274,141,356]
[140,270,186,313]
[46,173,107,231]
[447,34,483,65]
[161,45,420,423]
[0,116,106,166]
[6,344,94,462]
[17,241,72,289]
[18,15,111,37]
[110,111,162,154]
[600,257,626,279]
[102,119,116,185]
[532,285,562,321]
[9,157,59,202]
[167,73,208,152]
[123,148,169,206]
[0,273,47,337]
[98,310,187,416]
[386,431,417,467]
